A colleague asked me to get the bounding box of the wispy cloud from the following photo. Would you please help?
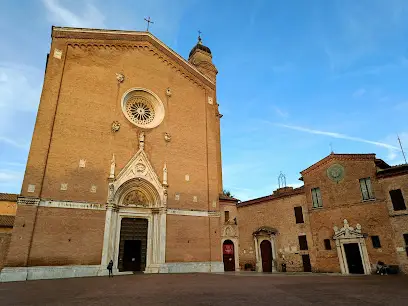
[274,123,399,150]
[273,106,289,118]
[0,136,29,149]
[352,88,366,98]
[42,0,106,28]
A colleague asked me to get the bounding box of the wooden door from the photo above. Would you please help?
[223,240,235,271]
[302,254,312,272]
[260,240,272,272]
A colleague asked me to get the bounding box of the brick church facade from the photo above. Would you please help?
[1,27,224,281]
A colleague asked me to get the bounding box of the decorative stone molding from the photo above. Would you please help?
[166,88,172,97]
[60,183,68,191]
[111,121,120,132]
[27,184,35,193]
[208,97,213,105]
[333,219,365,239]
[164,132,171,142]
[90,185,97,193]
[115,73,125,83]
[333,219,371,275]
[17,197,40,206]
[39,200,104,210]
[109,154,116,179]
[327,163,345,182]
[53,49,62,59]
[208,211,221,218]
[167,209,219,217]
[79,159,86,168]
[121,88,165,129]
[163,163,168,185]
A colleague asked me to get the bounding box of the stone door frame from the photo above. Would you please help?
[253,227,278,272]
[221,238,239,271]
[333,219,371,275]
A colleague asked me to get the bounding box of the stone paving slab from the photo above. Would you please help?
[0,273,407,305]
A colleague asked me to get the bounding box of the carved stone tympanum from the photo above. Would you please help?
[122,190,148,207]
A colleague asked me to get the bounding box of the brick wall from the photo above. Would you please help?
[237,192,310,272]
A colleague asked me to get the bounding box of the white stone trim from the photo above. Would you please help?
[38,200,105,210]
[0,265,102,282]
[167,209,220,217]
[159,262,224,273]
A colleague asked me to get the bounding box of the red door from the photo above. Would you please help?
[223,240,235,271]
[260,240,272,272]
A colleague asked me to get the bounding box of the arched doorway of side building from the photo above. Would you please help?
[223,240,235,271]
[260,240,273,272]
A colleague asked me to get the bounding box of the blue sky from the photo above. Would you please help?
[0,0,408,200]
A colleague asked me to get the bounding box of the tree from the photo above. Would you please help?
[223,189,233,197]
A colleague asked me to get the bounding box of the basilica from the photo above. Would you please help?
[0,27,407,281]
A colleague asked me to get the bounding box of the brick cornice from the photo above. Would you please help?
[300,153,376,176]
[52,27,215,90]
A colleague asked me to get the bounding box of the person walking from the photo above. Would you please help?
[107,260,114,277]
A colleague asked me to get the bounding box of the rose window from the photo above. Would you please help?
[121,88,165,129]
[126,97,155,125]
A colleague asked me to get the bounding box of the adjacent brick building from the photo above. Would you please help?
[237,153,408,275]
[0,193,17,270]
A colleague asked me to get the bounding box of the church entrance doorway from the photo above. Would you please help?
[118,218,148,272]
[344,243,364,274]
[223,240,235,271]
[260,240,272,272]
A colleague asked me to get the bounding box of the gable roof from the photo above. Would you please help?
[219,194,240,203]
[52,27,215,89]
[377,163,408,178]
[300,153,376,175]
[238,186,305,208]
[0,193,18,202]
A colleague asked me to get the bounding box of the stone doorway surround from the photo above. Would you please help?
[101,136,167,274]
[253,227,277,272]
[221,224,240,271]
[333,219,371,275]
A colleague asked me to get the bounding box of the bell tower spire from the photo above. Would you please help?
[188,31,218,83]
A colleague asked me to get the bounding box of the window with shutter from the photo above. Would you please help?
[298,235,308,250]
[294,206,304,224]
[371,236,381,248]
[359,178,374,200]
[324,239,331,250]
[311,188,322,208]
[389,189,406,211]
[224,211,230,223]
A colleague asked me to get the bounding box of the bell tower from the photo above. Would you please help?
[188,34,218,83]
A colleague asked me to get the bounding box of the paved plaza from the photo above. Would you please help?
[1,273,408,305]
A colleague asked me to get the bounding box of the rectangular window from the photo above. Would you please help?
[371,236,381,248]
[404,234,408,257]
[390,189,406,211]
[324,239,331,250]
[224,211,230,223]
[298,235,308,250]
[294,206,304,224]
[311,188,322,208]
[359,178,374,200]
